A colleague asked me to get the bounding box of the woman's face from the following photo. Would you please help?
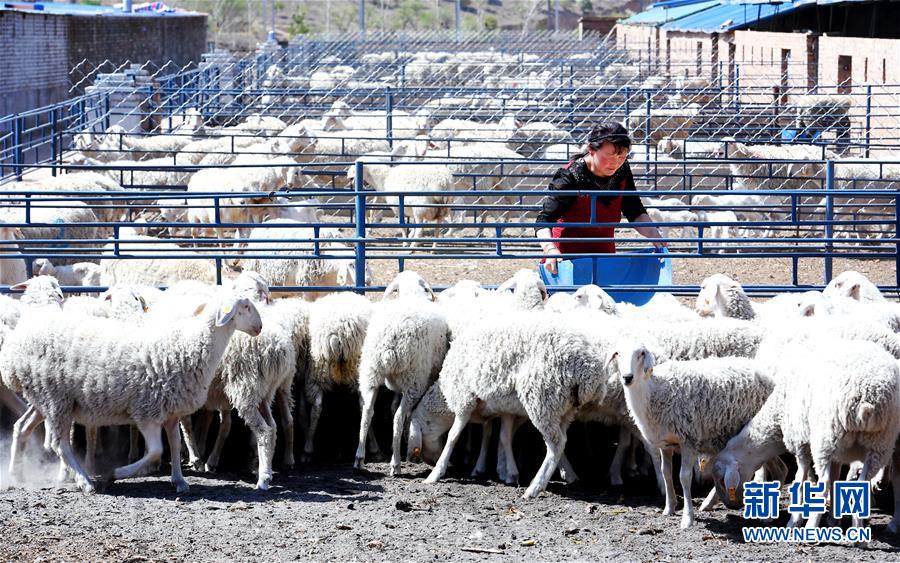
[587,143,629,176]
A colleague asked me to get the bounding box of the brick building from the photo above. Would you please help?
[0,2,207,116]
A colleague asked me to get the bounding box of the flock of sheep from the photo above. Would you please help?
[1,264,900,540]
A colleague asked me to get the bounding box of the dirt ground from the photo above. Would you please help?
[2,459,899,562]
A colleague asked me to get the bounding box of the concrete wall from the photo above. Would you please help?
[730,30,818,105]
[663,30,719,79]
[0,10,207,117]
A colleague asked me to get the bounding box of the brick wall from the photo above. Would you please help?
[662,30,719,79]
[817,35,900,152]
[731,30,817,105]
[0,11,207,117]
[616,24,659,62]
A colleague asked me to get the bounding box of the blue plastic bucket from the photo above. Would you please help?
[538,247,672,306]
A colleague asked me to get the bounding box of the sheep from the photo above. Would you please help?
[507,122,575,158]
[695,274,801,321]
[495,268,548,310]
[429,115,520,149]
[177,135,262,165]
[321,100,432,137]
[571,284,618,315]
[0,224,26,287]
[301,292,375,462]
[627,105,699,142]
[796,290,900,332]
[647,207,698,241]
[696,210,738,247]
[723,140,833,191]
[0,201,103,265]
[2,172,128,222]
[822,270,885,303]
[713,339,900,530]
[656,137,724,159]
[614,347,775,528]
[238,221,369,299]
[180,297,308,489]
[2,292,263,493]
[354,271,449,476]
[32,258,101,287]
[422,312,611,498]
[437,279,486,303]
[70,125,128,162]
[540,143,582,160]
[109,131,199,160]
[10,275,64,309]
[348,161,458,247]
[98,232,217,287]
[87,157,194,188]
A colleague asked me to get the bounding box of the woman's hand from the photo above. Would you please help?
[632,214,669,249]
[542,244,562,274]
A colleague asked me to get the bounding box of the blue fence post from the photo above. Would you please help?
[354,160,367,295]
[824,160,834,284]
[865,85,872,158]
[624,86,630,123]
[214,197,223,286]
[51,109,59,177]
[734,64,741,113]
[385,87,393,149]
[644,97,651,176]
[14,116,24,181]
[896,197,900,291]
[104,94,111,131]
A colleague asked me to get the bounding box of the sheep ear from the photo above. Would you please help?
[192,303,207,317]
[215,300,238,327]
[539,284,549,302]
[642,349,655,373]
[9,281,29,292]
[496,278,515,293]
[382,279,399,301]
[422,280,436,302]
[102,291,113,302]
[604,350,619,370]
[848,282,861,300]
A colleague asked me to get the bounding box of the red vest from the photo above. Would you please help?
[551,161,625,255]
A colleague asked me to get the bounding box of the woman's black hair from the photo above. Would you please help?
[570,121,632,161]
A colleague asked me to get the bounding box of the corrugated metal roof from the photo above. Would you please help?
[661,0,809,31]
[621,0,720,25]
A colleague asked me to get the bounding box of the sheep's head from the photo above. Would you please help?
[231,270,272,305]
[32,258,54,277]
[103,285,149,319]
[406,403,449,465]
[496,269,548,310]
[382,270,434,301]
[823,270,879,302]
[796,290,823,317]
[573,284,617,315]
[438,279,484,303]
[207,296,262,336]
[695,273,743,318]
[12,276,63,309]
[606,342,654,388]
[712,450,755,510]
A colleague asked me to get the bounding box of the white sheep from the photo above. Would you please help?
[495,268,548,310]
[32,258,101,287]
[724,140,833,191]
[422,312,611,498]
[656,137,725,159]
[238,221,369,299]
[302,292,375,462]
[615,347,775,528]
[0,201,103,265]
[3,172,128,222]
[180,297,308,489]
[429,115,519,149]
[507,122,575,158]
[354,271,448,476]
[3,293,262,493]
[822,270,885,303]
[695,274,802,321]
[0,224,26,287]
[99,233,217,287]
[627,105,699,141]
[714,339,900,530]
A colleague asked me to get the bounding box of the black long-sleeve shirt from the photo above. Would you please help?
[535,159,647,231]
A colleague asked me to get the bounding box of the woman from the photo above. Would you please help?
[536,122,666,274]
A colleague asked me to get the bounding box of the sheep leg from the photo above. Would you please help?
[424,412,471,485]
[354,383,379,470]
[112,422,163,482]
[128,425,140,463]
[699,487,719,512]
[557,453,579,484]
[204,409,232,473]
[389,393,415,477]
[609,426,632,486]
[0,388,26,418]
[179,416,204,471]
[302,387,323,464]
[471,420,493,477]
[499,414,521,485]
[51,418,95,494]
[193,410,214,458]
[240,401,277,491]
[8,406,44,482]
[359,393,382,457]
[889,449,900,534]
[804,458,835,529]
[84,425,98,475]
[661,448,677,516]
[275,386,295,469]
[523,419,568,499]
[679,446,697,528]
[163,417,189,493]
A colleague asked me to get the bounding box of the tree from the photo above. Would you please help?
[288,11,310,37]
[579,0,593,14]
[483,14,498,30]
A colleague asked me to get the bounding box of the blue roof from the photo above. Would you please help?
[621,0,720,25]
[1,2,199,16]
[661,0,810,31]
